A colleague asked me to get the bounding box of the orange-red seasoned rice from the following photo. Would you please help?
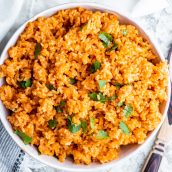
[0,8,168,164]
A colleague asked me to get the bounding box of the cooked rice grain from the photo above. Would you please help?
[0,8,168,164]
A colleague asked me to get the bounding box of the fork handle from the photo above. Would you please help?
[142,139,165,172]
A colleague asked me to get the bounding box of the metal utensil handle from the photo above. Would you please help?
[167,43,172,63]
[142,139,165,172]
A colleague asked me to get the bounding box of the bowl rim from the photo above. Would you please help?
[0,2,171,171]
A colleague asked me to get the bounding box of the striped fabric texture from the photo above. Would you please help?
[0,121,21,172]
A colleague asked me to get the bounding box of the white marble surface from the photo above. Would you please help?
[1,0,172,172]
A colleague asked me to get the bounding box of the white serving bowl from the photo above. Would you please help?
[0,2,171,171]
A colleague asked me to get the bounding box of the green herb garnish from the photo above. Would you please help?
[90,117,95,129]
[119,121,130,134]
[18,78,32,88]
[123,104,133,118]
[15,130,32,145]
[60,100,66,107]
[117,101,124,107]
[70,78,77,85]
[122,29,127,35]
[54,106,63,113]
[98,80,106,89]
[67,116,81,133]
[96,130,110,139]
[114,82,123,89]
[48,119,57,129]
[81,121,87,133]
[88,92,106,103]
[46,84,56,90]
[88,92,97,101]
[98,32,113,48]
[108,94,117,101]
[107,43,118,52]
[54,100,66,112]
[34,43,41,59]
[90,61,101,73]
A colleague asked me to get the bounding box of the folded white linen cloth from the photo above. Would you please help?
[0,0,24,41]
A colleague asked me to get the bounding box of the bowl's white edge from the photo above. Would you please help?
[0,2,171,172]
